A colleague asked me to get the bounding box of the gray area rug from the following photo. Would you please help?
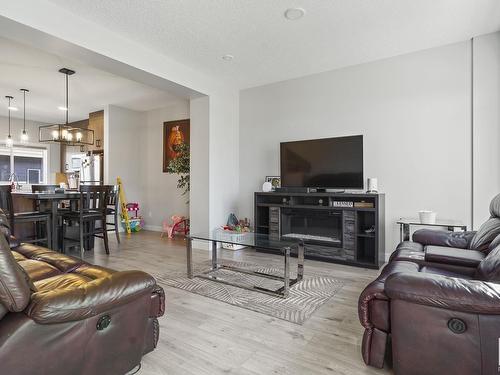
[155,260,344,325]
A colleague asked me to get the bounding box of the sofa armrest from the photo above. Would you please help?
[424,246,485,268]
[26,270,156,324]
[412,229,476,248]
[385,272,500,314]
[358,261,420,327]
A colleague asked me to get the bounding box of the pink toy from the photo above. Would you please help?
[161,216,190,238]
[126,203,140,218]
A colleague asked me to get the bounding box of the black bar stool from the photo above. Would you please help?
[61,184,113,258]
[0,185,51,247]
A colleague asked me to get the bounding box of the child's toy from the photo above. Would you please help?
[123,217,144,232]
[161,216,190,238]
[126,203,140,218]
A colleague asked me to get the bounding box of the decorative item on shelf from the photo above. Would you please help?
[367,177,378,193]
[419,210,437,224]
[262,181,273,192]
[354,201,374,208]
[19,89,29,143]
[364,225,376,234]
[38,68,94,145]
[332,201,354,208]
[5,96,14,148]
[265,176,281,191]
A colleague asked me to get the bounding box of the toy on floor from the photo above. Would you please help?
[120,201,144,232]
[223,214,251,233]
[161,215,190,238]
[126,202,140,217]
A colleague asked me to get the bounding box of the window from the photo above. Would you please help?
[0,146,48,184]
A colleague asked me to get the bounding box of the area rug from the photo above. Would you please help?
[154,260,344,325]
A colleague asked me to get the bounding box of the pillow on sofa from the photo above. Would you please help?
[469,217,500,252]
[475,245,500,282]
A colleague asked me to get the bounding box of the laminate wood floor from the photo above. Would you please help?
[81,231,392,375]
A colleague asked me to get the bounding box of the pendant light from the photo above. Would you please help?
[20,89,29,143]
[39,68,94,145]
[5,96,14,148]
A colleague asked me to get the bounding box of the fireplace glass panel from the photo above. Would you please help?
[281,209,342,245]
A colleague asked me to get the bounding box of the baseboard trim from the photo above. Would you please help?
[144,225,163,232]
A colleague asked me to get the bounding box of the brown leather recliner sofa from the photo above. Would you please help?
[359,194,500,375]
[0,209,165,375]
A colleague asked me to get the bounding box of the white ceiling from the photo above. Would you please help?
[47,0,500,89]
[0,37,184,123]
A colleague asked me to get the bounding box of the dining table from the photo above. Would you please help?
[12,191,81,250]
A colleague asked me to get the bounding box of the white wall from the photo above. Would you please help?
[473,32,500,226]
[104,105,143,207]
[190,96,210,239]
[240,41,474,253]
[209,90,240,231]
[0,115,60,182]
[142,101,190,231]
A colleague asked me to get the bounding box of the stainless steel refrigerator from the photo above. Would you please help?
[80,152,104,185]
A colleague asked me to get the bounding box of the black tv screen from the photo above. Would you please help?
[280,135,364,189]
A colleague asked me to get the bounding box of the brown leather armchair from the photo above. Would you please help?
[359,234,500,374]
[0,209,165,375]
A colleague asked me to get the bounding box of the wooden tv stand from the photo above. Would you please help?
[254,192,385,269]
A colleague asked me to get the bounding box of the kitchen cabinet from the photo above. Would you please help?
[88,110,104,151]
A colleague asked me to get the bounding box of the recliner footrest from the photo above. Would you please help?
[425,246,485,268]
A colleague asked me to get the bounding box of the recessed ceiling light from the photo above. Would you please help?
[7,106,18,111]
[222,54,234,61]
[284,8,305,20]
[58,106,68,111]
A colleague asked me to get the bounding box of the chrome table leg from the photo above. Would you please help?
[297,240,305,282]
[283,246,290,298]
[212,240,218,270]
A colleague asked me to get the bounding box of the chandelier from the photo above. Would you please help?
[39,68,94,145]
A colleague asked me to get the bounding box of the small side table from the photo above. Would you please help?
[397,218,467,242]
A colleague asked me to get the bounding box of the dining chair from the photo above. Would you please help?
[61,184,113,258]
[106,184,121,243]
[0,185,51,247]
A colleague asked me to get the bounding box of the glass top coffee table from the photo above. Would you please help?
[187,232,305,298]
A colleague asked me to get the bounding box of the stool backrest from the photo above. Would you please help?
[108,185,119,206]
[0,186,14,229]
[79,185,114,213]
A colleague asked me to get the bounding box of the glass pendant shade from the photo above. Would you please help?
[20,129,29,143]
[5,135,13,148]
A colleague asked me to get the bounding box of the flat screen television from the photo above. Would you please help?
[280,135,363,189]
